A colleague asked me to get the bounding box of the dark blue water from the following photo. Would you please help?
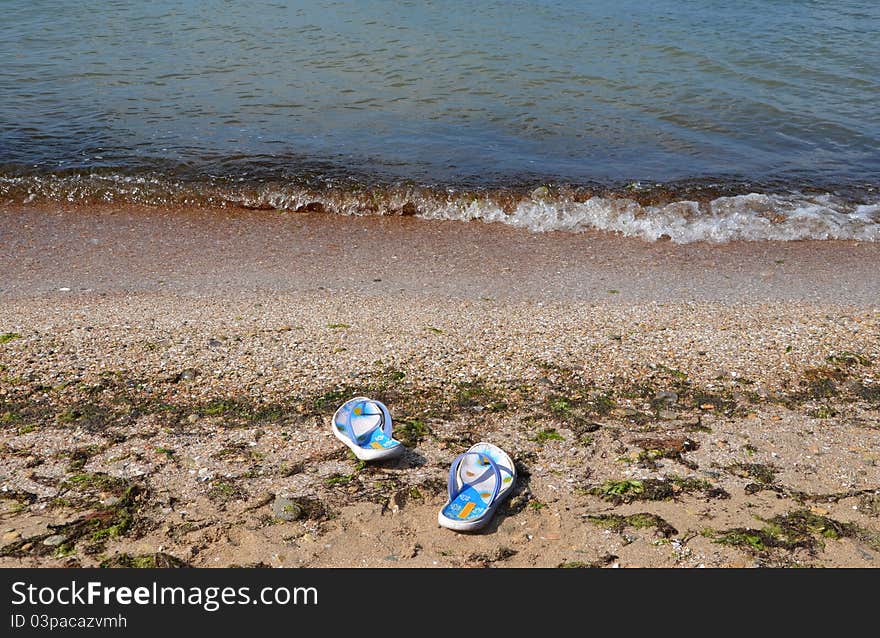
[1,0,879,241]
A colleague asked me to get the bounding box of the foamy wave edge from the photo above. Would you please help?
[3,173,879,243]
[435,192,880,243]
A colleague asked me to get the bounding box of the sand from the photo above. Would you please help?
[1,204,878,568]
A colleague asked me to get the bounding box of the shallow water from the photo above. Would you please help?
[1,0,879,240]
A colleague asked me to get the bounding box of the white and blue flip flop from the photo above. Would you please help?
[331,397,404,461]
[438,442,516,532]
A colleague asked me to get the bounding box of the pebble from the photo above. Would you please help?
[177,368,200,382]
[2,530,21,543]
[654,391,678,404]
[272,496,304,521]
[43,534,67,547]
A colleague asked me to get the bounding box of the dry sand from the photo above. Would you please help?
[1,204,878,568]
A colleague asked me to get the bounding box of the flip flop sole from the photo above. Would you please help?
[437,494,510,531]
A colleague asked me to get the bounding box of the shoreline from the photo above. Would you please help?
[2,203,879,303]
[1,205,878,567]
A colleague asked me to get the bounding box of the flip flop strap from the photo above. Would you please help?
[339,399,385,445]
[447,452,502,504]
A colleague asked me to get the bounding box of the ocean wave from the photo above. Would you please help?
[2,172,878,243]
[445,191,880,243]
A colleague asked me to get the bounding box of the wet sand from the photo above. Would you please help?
[0,204,878,568]
[2,203,880,302]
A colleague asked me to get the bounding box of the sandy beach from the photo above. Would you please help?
[1,204,878,567]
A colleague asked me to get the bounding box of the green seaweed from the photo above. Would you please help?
[809,405,838,419]
[325,473,353,487]
[533,428,565,443]
[589,476,727,504]
[594,479,644,500]
[207,479,246,502]
[396,418,430,446]
[587,512,678,538]
[727,462,776,484]
[64,472,128,495]
[710,509,880,555]
[826,351,872,367]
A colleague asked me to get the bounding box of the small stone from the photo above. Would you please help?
[658,409,677,420]
[43,534,66,547]
[700,403,716,411]
[654,391,678,404]
[272,496,304,521]
[176,368,200,382]
[2,530,21,543]
[530,186,550,200]
[186,414,199,424]
[20,543,33,552]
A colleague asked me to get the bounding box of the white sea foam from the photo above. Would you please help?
[416,192,880,243]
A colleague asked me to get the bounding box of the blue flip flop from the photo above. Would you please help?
[438,442,516,531]
[331,397,404,461]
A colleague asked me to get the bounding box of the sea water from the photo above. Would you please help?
[2,0,878,241]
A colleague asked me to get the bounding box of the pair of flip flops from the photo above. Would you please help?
[331,397,516,531]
